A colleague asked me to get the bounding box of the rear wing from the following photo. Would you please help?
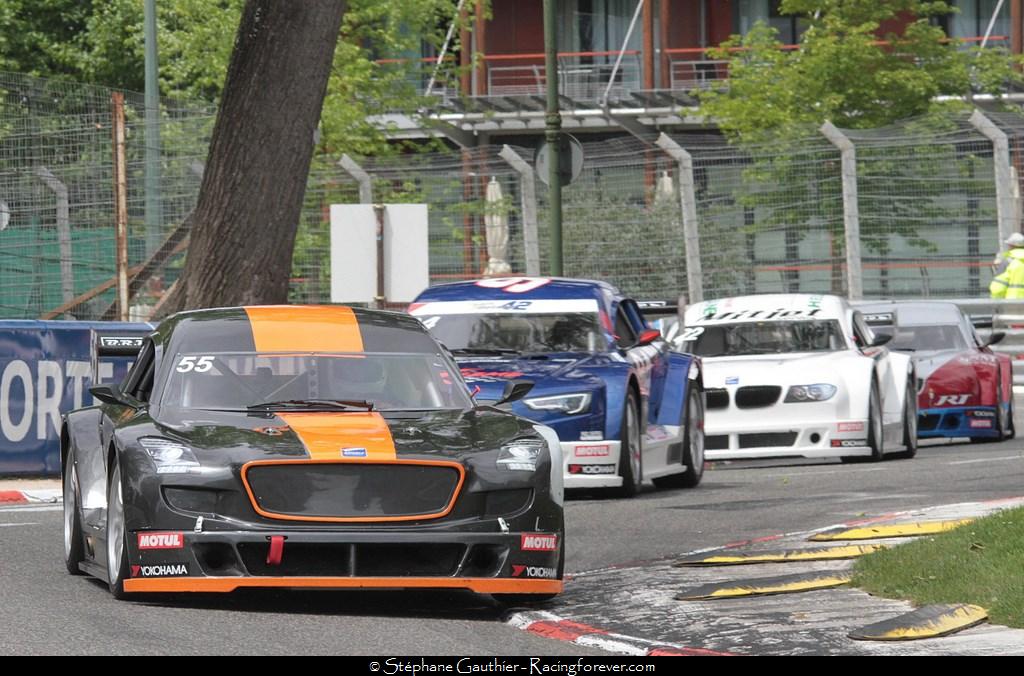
[861,312,895,329]
[969,314,994,329]
[90,329,152,381]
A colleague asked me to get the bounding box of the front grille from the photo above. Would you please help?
[244,462,463,521]
[738,432,798,448]
[735,386,782,408]
[237,542,467,577]
[705,435,729,450]
[705,388,729,409]
[918,414,940,431]
[942,414,962,430]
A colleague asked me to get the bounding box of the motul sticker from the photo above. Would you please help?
[137,532,184,550]
[838,422,864,433]
[521,533,559,551]
[511,564,558,579]
[574,444,610,457]
[131,563,189,578]
[969,419,993,428]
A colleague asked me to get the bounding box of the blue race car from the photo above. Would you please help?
[410,277,704,496]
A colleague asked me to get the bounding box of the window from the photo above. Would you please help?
[945,1,1010,40]
[122,339,155,403]
[736,0,805,45]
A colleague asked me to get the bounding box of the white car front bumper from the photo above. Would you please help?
[704,414,872,460]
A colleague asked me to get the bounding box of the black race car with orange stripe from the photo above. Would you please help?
[61,306,564,603]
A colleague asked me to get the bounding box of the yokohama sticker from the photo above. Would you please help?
[511,564,558,579]
[137,532,185,550]
[521,533,559,551]
[131,563,189,578]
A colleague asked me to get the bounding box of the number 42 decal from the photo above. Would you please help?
[176,356,215,373]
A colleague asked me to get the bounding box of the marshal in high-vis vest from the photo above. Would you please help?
[61,305,564,603]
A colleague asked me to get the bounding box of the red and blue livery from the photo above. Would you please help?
[410,277,705,496]
[861,301,1014,442]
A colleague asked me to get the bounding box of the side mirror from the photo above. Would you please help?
[869,333,893,348]
[636,328,661,347]
[983,331,1006,347]
[495,379,534,406]
[90,384,126,406]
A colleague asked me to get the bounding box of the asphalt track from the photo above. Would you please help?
[3,405,1024,655]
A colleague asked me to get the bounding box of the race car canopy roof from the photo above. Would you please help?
[411,277,615,303]
[857,301,962,327]
[158,305,441,355]
[685,294,847,325]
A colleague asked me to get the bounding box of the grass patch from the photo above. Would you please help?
[852,506,1024,628]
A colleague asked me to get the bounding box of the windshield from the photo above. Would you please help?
[890,324,967,352]
[419,312,607,353]
[158,352,472,411]
[683,320,847,357]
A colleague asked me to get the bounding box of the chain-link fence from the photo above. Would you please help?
[0,70,1020,319]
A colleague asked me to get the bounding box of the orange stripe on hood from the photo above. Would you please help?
[244,305,363,353]
[277,412,396,460]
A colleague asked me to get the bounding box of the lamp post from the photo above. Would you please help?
[144,0,162,255]
[543,0,563,276]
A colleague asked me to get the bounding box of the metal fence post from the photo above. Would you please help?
[35,167,74,307]
[655,133,703,303]
[969,110,1016,251]
[498,145,541,276]
[339,154,373,204]
[820,121,864,300]
[111,91,129,322]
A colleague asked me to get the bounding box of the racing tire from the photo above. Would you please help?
[106,454,131,600]
[652,386,705,489]
[843,381,883,463]
[613,388,643,498]
[891,379,918,460]
[1006,395,1016,440]
[63,444,86,576]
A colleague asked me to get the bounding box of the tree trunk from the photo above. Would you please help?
[161,0,346,314]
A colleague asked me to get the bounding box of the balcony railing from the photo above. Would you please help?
[484,51,641,101]
[375,36,1011,105]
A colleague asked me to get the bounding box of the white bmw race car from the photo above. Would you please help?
[673,294,917,462]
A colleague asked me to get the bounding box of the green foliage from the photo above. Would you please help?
[694,1,1015,278]
[853,506,1024,628]
[700,0,1023,143]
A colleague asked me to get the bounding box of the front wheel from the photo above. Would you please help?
[891,380,918,460]
[63,445,85,576]
[106,455,131,599]
[614,389,643,498]
[653,386,704,489]
[842,381,883,463]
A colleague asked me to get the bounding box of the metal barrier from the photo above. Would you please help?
[0,320,149,475]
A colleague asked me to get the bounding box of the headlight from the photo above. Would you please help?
[497,439,545,471]
[784,384,837,403]
[140,437,199,474]
[523,392,592,415]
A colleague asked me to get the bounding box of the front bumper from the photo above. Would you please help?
[123,529,563,595]
[561,441,623,488]
[918,406,1001,439]
[704,415,872,460]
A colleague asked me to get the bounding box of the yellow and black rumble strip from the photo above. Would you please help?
[676,571,853,601]
[675,544,887,566]
[809,519,974,542]
[848,604,988,641]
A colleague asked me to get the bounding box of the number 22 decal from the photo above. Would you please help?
[176,356,214,373]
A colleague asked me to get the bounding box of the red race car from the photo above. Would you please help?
[861,302,1014,442]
